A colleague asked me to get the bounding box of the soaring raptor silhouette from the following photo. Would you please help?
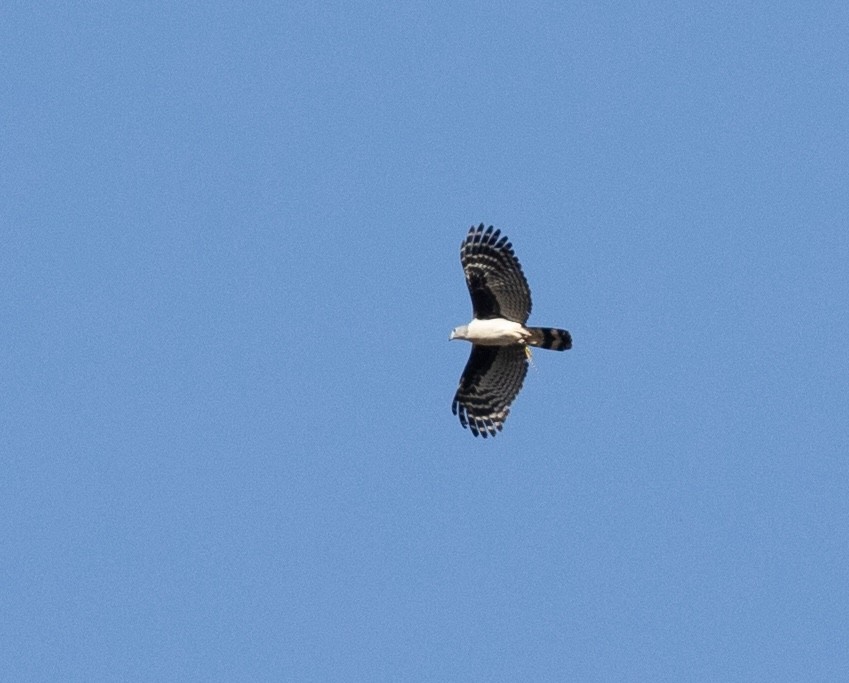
[450,224,572,437]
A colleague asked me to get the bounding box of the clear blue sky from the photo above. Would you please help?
[3,3,848,680]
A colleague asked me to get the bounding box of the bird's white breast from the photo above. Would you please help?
[465,318,528,345]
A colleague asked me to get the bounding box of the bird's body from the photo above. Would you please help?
[451,318,528,346]
[451,318,573,348]
[450,224,572,437]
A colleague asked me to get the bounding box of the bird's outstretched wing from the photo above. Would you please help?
[452,345,529,437]
[461,224,532,323]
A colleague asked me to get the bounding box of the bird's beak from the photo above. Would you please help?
[449,330,455,341]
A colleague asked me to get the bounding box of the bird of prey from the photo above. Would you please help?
[450,224,572,437]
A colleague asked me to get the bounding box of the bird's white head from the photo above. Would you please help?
[450,325,469,341]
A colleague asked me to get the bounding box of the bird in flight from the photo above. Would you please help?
[450,224,572,437]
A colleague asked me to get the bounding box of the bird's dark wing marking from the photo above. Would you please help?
[460,224,532,323]
[451,345,529,438]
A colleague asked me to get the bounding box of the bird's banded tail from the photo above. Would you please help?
[526,327,572,351]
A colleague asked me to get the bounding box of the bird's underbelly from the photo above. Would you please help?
[465,318,529,345]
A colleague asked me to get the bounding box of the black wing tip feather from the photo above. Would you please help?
[461,224,522,274]
[452,397,506,438]
[464,223,512,254]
